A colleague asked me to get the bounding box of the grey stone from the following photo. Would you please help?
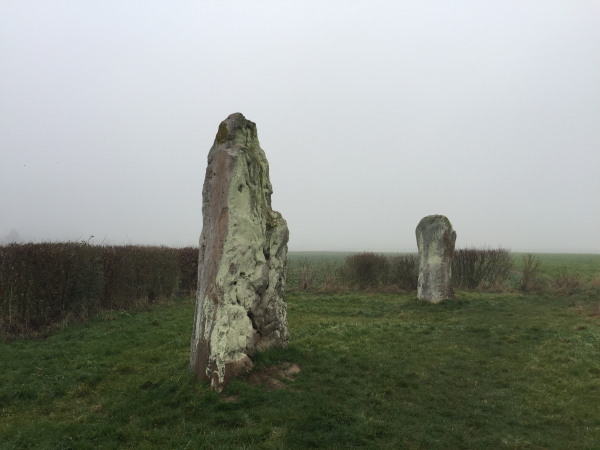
[190,113,290,391]
[416,215,456,303]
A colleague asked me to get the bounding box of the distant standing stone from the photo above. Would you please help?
[416,215,457,303]
[190,113,290,391]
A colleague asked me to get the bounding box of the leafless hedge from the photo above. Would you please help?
[288,249,514,292]
[452,247,513,289]
[0,243,199,337]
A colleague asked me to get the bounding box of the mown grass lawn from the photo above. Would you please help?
[2,289,600,449]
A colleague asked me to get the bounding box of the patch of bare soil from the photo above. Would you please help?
[245,363,301,391]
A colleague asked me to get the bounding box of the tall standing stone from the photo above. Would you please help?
[190,113,290,391]
[416,215,456,303]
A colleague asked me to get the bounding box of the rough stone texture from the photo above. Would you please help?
[416,215,457,303]
[190,113,290,391]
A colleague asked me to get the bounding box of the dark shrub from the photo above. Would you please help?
[520,253,540,292]
[298,259,316,291]
[386,254,419,290]
[452,247,513,289]
[1,243,183,338]
[339,252,389,289]
[0,242,103,335]
[177,247,199,296]
[553,267,581,295]
[100,245,179,309]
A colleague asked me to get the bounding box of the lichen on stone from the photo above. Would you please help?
[215,121,228,145]
[416,215,456,303]
[191,113,290,391]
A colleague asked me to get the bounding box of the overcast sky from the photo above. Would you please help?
[1,1,599,253]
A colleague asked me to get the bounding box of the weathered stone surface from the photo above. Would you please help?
[190,113,290,391]
[416,215,456,303]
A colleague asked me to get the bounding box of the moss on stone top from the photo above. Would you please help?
[215,121,228,145]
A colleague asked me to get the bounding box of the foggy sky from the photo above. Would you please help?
[1,1,599,253]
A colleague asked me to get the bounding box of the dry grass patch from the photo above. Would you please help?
[244,363,301,391]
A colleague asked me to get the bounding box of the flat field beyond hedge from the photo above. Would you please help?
[2,267,600,449]
[288,251,600,281]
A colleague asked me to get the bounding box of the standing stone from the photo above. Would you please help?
[190,113,290,391]
[416,215,456,303]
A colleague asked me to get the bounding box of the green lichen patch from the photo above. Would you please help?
[215,121,228,145]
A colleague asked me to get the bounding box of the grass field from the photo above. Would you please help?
[510,253,600,281]
[288,251,600,280]
[1,254,600,449]
[287,252,600,290]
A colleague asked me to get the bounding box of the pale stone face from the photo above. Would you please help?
[190,113,289,391]
[416,215,456,303]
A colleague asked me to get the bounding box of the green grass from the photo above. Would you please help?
[2,284,600,449]
[513,253,600,281]
[289,252,600,279]
[288,252,600,290]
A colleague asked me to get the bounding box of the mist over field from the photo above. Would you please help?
[1,1,599,253]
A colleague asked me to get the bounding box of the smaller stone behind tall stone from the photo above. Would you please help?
[416,215,456,303]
